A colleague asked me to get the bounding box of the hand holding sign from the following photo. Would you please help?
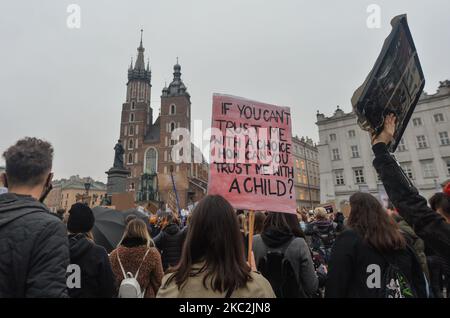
[371,113,397,145]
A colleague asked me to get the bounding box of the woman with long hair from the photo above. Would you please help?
[109,219,163,298]
[157,195,275,298]
[325,192,428,298]
[253,212,318,298]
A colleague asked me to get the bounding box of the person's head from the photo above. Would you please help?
[166,195,251,295]
[160,211,178,228]
[119,218,154,247]
[429,193,450,222]
[56,208,65,220]
[264,211,304,238]
[2,137,54,201]
[67,203,95,234]
[253,211,266,235]
[314,207,328,221]
[348,192,405,252]
[125,214,137,225]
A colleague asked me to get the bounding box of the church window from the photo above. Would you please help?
[170,104,176,115]
[145,148,158,174]
[128,153,133,165]
[130,113,135,122]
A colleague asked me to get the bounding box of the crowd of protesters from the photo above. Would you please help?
[0,114,450,298]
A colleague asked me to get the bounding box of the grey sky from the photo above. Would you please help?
[1,0,449,182]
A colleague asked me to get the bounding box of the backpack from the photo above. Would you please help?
[379,246,422,298]
[257,238,305,298]
[381,262,416,298]
[117,249,150,298]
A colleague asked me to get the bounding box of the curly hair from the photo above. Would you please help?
[2,137,53,187]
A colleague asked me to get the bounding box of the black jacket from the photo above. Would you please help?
[68,233,115,298]
[154,223,186,271]
[372,143,450,262]
[305,220,335,249]
[326,229,427,298]
[0,193,70,298]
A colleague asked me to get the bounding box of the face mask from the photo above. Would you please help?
[39,173,53,203]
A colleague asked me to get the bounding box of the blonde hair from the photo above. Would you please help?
[118,218,154,248]
[314,207,328,220]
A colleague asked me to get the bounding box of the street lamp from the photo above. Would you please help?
[84,182,91,206]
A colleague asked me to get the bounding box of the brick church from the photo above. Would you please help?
[118,32,208,210]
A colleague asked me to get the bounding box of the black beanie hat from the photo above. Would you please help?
[67,203,95,233]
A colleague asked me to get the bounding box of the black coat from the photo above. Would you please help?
[372,143,450,262]
[326,229,427,298]
[154,224,186,271]
[68,233,115,298]
[0,193,70,298]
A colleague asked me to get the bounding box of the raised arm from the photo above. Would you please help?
[371,114,450,260]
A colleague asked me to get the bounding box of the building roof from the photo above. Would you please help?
[144,116,161,144]
[52,176,106,191]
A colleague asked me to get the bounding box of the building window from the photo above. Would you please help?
[296,160,300,169]
[348,130,356,138]
[416,135,428,149]
[127,153,133,165]
[131,101,136,110]
[124,125,128,136]
[439,132,450,146]
[400,162,414,179]
[351,145,359,158]
[397,138,407,152]
[129,113,135,122]
[128,139,133,150]
[420,160,435,178]
[354,168,365,184]
[170,122,176,132]
[412,118,422,127]
[170,104,176,115]
[334,170,345,185]
[129,125,134,136]
[332,149,340,161]
[434,113,444,123]
[329,134,336,141]
[145,148,158,174]
[445,158,450,175]
[130,182,135,191]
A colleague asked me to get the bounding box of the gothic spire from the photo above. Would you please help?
[134,29,146,70]
[128,29,151,84]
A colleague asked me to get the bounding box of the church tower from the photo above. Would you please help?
[159,59,191,175]
[120,30,152,192]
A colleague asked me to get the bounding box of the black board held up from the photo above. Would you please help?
[351,14,425,152]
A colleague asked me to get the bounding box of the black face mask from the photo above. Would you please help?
[39,173,53,203]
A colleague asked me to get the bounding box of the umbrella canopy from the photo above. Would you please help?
[92,206,126,253]
[123,208,150,223]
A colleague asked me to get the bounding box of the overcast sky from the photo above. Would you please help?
[1,0,449,182]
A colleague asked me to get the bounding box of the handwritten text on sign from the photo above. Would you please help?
[207,94,297,214]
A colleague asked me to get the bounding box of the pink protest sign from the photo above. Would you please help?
[208,93,296,214]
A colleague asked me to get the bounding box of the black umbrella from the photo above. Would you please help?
[92,206,126,253]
